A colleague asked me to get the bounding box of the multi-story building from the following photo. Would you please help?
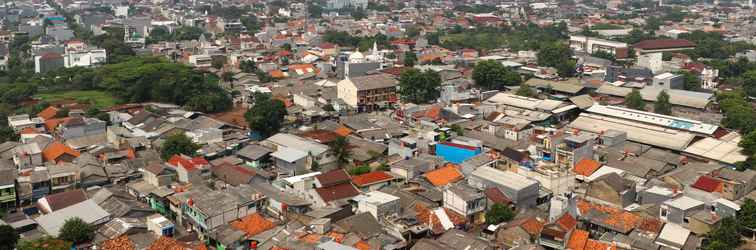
[326,0,368,9]
[555,134,595,169]
[63,49,107,68]
[0,168,17,210]
[337,73,398,112]
[443,183,486,224]
[569,35,629,58]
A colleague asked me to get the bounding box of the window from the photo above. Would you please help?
[660,209,668,217]
[683,217,689,224]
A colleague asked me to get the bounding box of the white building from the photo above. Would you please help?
[353,191,400,221]
[189,54,213,68]
[569,35,629,58]
[64,49,107,68]
[326,0,368,9]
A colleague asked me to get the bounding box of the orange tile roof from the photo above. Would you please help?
[576,199,640,233]
[334,126,353,137]
[574,159,601,177]
[424,164,463,187]
[327,232,345,243]
[270,70,285,78]
[42,141,80,162]
[44,117,70,132]
[19,127,38,135]
[37,106,59,120]
[231,213,275,237]
[555,213,577,231]
[415,203,466,234]
[585,239,617,250]
[566,229,589,250]
[520,217,545,236]
[101,235,135,250]
[351,171,394,187]
[148,236,186,250]
[353,241,370,250]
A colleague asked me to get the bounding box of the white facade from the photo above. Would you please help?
[637,52,663,74]
[336,78,359,107]
[189,55,213,68]
[64,49,107,68]
[354,191,400,221]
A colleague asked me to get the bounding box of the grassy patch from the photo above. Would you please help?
[35,90,119,109]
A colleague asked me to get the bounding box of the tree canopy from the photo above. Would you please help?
[0,225,18,250]
[330,136,351,167]
[403,51,417,67]
[59,217,95,244]
[245,93,287,139]
[654,90,672,115]
[16,237,70,250]
[515,84,536,97]
[537,42,576,77]
[625,89,645,110]
[485,204,515,225]
[472,60,522,90]
[399,68,440,104]
[160,133,201,160]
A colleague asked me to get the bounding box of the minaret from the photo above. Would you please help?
[372,41,378,57]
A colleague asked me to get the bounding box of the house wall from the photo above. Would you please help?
[0,185,16,209]
[337,79,359,107]
[468,174,539,207]
[687,216,714,235]
[586,182,622,208]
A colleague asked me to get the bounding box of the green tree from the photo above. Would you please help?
[58,217,95,244]
[281,43,292,52]
[654,90,672,115]
[743,70,756,97]
[740,199,756,229]
[537,42,575,77]
[625,89,645,110]
[472,60,522,90]
[245,93,287,139]
[0,225,19,250]
[222,71,235,83]
[0,126,19,143]
[160,133,201,160]
[240,60,257,73]
[330,136,351,167]
[741,131,756,157]
[485,204,515,224]
[677,71,701,91]
[349,165,370,175]
[212,56,226,69]
[399,68,440,104]
[403,51,417,67]
[450,124,464,136]
[704,217,742,250]
[515,84,536,97]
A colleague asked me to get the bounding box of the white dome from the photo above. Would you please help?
[348,51,365,62]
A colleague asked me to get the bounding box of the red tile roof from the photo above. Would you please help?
[633,39,695,50]
[424,164,463,187]
[41,189,87,212]
[168,154,207,171]
[585,239,617,250]
[574,159,601,177]
[148,236,186,250]
[566,229,589,250]
[37,106,59,120]
[231,213,276,237]
[300,130,340,144]
[334,126,353,137]
[42,141,80,162]
[692,175,721,192]
[100,235,135,250]
[316,169,351,187]
[520,217,544,236]
[484,187,512,205]
[555,213,577,231]
[315,183,360,202]
[576,199,640,233]
[414,203,466,234]
[351,171,394,187]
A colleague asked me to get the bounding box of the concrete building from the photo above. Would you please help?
[353,191,400,222]
[468,166,539,208]
[569,35,629,58]
[337,73,398,112]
